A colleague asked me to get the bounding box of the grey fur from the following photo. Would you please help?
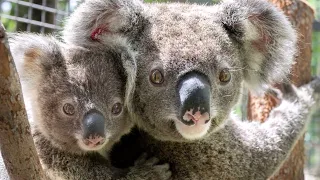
[62,0,313,179]
[8,33,171,180]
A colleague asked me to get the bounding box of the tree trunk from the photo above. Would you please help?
[0,24,46,180]
[247,1,314,179]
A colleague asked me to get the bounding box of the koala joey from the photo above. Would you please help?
[63,0,314,179]
[9,33,171,180]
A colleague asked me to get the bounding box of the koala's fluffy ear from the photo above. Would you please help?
[9,33,62,89]
[219,0,297,91]
[116,45,137,115]
[63,0,144,47]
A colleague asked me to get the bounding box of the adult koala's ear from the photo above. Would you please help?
[219,0,297,91]
[63,0,145,47]
[116,45,137,116]
[9,33,63,90]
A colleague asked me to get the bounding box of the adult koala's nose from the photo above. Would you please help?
[82,109,106,147]
[178,72,211,126]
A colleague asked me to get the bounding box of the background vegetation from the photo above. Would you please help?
[304,0,320,176]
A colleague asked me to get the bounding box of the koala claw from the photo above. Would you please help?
[134,153,149,166]
[155,164,172,180]
[128,153,172,180]
[310,75,320,93]
[144,156,160,166]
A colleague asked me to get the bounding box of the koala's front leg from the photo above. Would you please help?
[223,78,318,179]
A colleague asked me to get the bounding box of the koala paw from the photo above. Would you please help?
[128,153,172,180]
[310,75,320,93]
[267,83,308,103]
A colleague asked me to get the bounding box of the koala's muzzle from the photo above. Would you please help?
[82,109,106,147]
[178,72,211,126]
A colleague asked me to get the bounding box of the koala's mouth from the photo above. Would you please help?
[181,108,210,126]
[175,113,211,140]
[77,134,108,151]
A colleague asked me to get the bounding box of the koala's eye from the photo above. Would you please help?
[150,69,164,85]
[112,103,123,115]
[63,103,75,116]
[219,69,231,83]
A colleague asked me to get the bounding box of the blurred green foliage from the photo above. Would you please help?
[309,0,320,20]
[304,0,320,176]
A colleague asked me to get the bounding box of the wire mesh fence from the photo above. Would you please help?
[0,0,82,33]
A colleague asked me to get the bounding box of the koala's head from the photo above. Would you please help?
[10,34,136,154]
[64,0,297,142]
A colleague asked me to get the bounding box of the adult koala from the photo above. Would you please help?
[63,0,314,179]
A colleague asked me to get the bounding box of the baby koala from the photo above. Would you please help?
[9,33,171,180]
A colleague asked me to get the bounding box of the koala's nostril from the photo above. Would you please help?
[178,72,211,126]
[83,109,105,140]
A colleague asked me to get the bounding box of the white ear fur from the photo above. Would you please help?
[10,37,43,89]
[241,19,265,90]
[120,47,138,116]
[9,33,61,90]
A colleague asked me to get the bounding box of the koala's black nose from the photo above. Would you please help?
[178,72,211,126]
[83,109,105,139]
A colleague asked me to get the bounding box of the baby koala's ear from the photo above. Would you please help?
[218,0,297,92]
[9,33,63,89]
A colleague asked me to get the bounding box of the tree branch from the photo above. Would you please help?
[0,23,46,180]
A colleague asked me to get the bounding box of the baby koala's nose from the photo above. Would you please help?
[82,109,106,142]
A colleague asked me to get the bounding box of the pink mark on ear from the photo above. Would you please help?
[90,27,108,41]
[248,14,272,53]
[252,34,270,53]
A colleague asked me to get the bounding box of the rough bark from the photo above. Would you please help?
[247,1,314,180]
[0,24,46,180]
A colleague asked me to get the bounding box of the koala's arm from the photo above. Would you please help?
[215,81,317,179]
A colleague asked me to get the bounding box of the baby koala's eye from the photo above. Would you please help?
[150,69,164,85]
[63,103,75,116]
[112,102,123,115]
[219,69,231,83]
